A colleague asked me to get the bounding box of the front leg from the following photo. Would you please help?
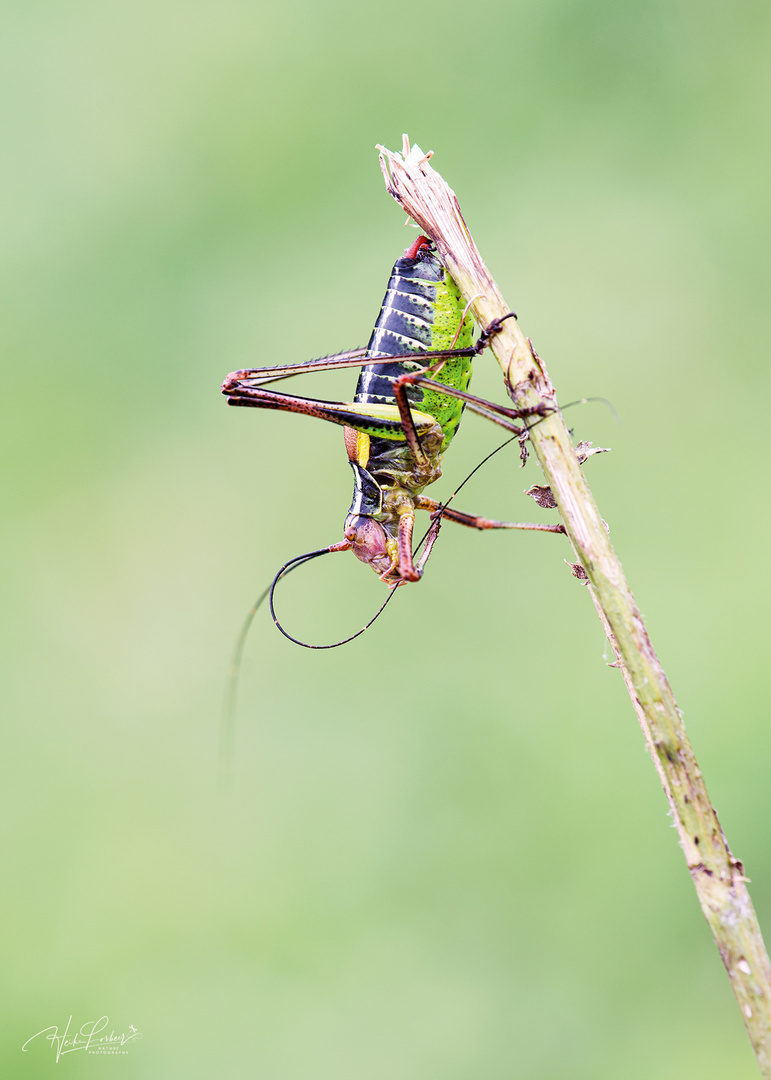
[395,508,422,582]
[415,495,565,534]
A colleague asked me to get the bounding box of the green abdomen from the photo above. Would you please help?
[353,240,473,451]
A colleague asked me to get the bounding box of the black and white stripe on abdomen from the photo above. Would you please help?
[354,273,437,406]
[354,357,424,406]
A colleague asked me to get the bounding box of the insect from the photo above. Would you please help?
[221,236,564,597]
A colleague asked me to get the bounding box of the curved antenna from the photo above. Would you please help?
[560,395,621,425]
[219,582,271,788]
[263,388,596,660]
[219,543,375,785]
[431,394,619,526]
[219,395,617,784]
[269,545,399,650]
[440,434,520,512]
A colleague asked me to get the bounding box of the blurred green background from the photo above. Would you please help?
[3,1,771,1076]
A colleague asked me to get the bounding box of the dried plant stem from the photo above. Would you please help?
[378,136,771,1073]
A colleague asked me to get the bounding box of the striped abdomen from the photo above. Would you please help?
[354,237,474,451]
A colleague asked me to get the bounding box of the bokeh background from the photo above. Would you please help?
[3,1,771,1077]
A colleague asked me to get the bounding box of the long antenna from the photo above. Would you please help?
[269,547,400,649]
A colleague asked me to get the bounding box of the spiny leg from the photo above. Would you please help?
[222,347,489,447]
[222,349,369,392]
[406,493,565,586]
[221,315,536,460]
[223,381,441,443]
[388,506,446,585]
[396,510,421,583]
[415,495,565,534]
[392,370,551,464]
[222,345,479,395]
[390,314,551,462]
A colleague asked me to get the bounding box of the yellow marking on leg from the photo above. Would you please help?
[343,425,371,467]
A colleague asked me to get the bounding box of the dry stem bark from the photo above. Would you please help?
[378,135,771,1074]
